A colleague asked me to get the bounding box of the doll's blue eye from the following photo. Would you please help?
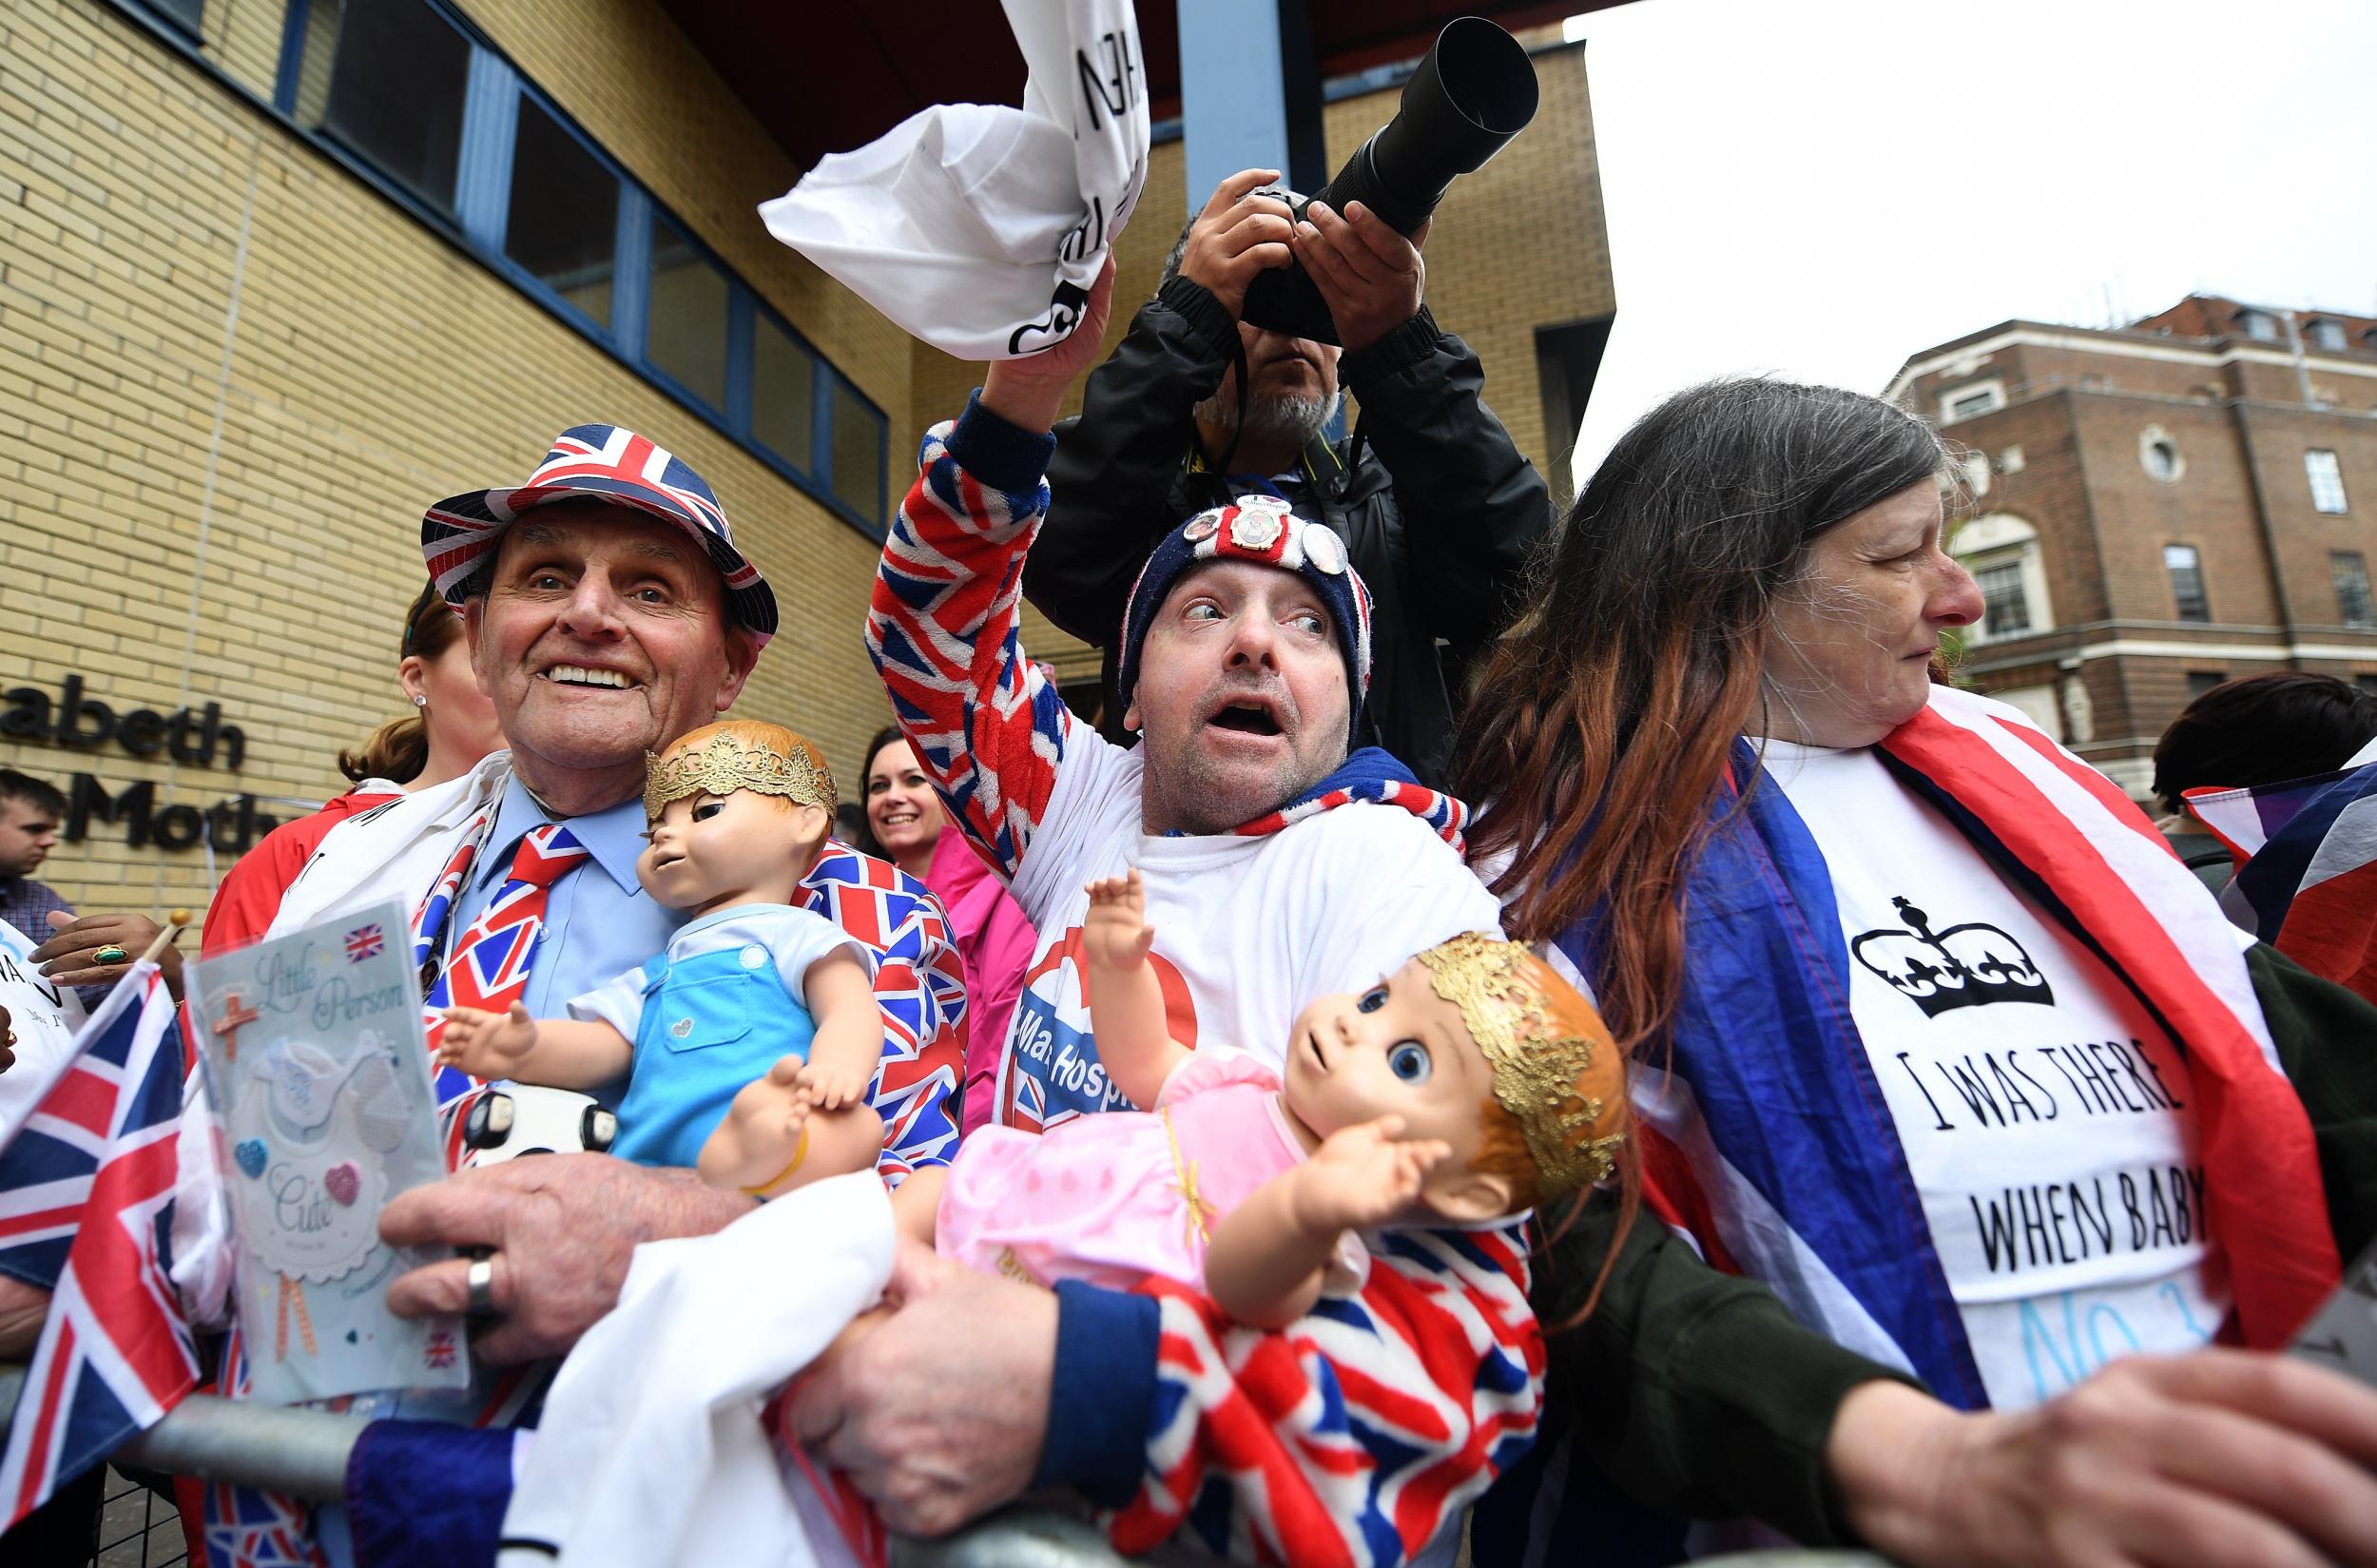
[1387,1042,1432,1083]
[1359,986,1388,1014]
[692,801,725,823]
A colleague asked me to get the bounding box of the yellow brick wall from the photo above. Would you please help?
[900,34,1614,689]
[0,0,915,932]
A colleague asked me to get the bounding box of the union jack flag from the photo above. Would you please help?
[800,843,964,1182]
[203,1474,327,1568]
[0,966,200,1529]
[2204,750,2377,1005]
[342,922,385,962]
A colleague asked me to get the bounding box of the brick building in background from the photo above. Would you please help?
[0,0,1612,926]
[1886,295,2377,801]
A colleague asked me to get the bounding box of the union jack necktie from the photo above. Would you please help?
[418,823,590,1120]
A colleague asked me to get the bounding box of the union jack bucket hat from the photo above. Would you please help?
[421,424,778,649]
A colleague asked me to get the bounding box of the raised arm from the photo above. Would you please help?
[1309,201,1549,652]
[866,263,1115,880]
[1203,1115,1447,1329]
[1078,869,1189,1109]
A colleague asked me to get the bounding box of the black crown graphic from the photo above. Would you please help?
[1850,897,2054,1017]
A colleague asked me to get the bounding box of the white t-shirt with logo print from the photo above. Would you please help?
[1758,739,2235,1410]
[993,737,1503,1132]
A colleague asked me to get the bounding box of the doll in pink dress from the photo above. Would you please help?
[877,868,1630,1327]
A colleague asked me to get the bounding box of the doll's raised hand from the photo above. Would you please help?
[1289,1115,1451,1235]
[1081,868,1155,974]
[439,1001,540,1078]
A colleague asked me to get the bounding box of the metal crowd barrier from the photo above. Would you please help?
[1,1364,1887,1567]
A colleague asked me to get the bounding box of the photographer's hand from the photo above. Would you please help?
[1293,201,1429,354]
[1178,168,1297,319]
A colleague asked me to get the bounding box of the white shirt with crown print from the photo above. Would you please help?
[1759,739,2232,1410]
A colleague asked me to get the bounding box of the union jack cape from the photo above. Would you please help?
[868,403,1542,1564]
[1573,687,2336,1418]
[2190,742,2377,1005]
[0,965,199,1529]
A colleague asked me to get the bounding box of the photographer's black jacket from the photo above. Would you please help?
[1022,273,1554,787]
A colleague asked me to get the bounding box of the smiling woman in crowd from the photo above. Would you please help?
[1460,377,2377,1566]
[854,724,1034,1135]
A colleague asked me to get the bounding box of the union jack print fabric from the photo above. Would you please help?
[867,410,1541,1564]
[422,423,778,647]
[342,922,385,962]
[799,843,965,1182]
[418,823,588,1123]
[0,967,199,1529]
[203,1473,327,1568]
[2213,753,2377,1005]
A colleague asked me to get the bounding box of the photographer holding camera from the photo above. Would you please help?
[1022,165,1550,786]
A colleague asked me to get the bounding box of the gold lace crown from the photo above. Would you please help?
[644,724,836,822]
[1415,932,1627,1205]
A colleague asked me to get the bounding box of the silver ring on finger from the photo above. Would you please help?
[465,1254,499,1317]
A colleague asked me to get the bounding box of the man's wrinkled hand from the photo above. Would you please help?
[1290,201,1427,354]
[379,1153,753,1365]
[786,1239,1056,1536]
[1177,167,1297,319]
[1832,1353,2377,1568]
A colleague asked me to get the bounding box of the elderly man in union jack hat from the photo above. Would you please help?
[205,424,966,1563]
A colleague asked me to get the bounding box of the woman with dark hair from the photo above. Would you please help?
[855,724,1034,1135]
[203,582,502,954]
[1463,379,2377,1565]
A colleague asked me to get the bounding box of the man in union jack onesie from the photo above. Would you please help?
[810,261,1536,1567]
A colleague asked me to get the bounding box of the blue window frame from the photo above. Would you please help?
[246,0,889,536]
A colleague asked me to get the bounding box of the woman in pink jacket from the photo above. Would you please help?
[854,726,1035,1136]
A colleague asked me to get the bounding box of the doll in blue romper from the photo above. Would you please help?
[438,722,887,1195]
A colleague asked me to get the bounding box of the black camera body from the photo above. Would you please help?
[1238,17,1539,345]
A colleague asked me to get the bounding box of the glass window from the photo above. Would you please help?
[831,382,884,523]
[1972,555,2031,638]
[504,97,618,328]
[311,0,472,215]
[2308,450,2349,514]
[2308,319,2348,352]
[151,0,203,31]
[2334,551,2376,630]
[2164,543,2211,623]
[2186,671,2226,700]
[751,317,817,472]
[1945,385,2000,420]
[2235,309,2280,342]
[646,216,729,413]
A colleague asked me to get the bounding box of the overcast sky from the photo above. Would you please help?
[1558,0,2377,478]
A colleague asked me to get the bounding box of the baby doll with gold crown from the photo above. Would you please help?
[737,863,1630,1326]
[437,722,886,1195]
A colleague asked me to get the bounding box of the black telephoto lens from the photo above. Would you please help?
[1239,17,1539,344]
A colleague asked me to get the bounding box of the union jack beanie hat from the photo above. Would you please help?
[421,424,778,649]
[1114,495,1373,747]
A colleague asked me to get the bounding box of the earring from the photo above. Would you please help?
[412,695,428,708]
